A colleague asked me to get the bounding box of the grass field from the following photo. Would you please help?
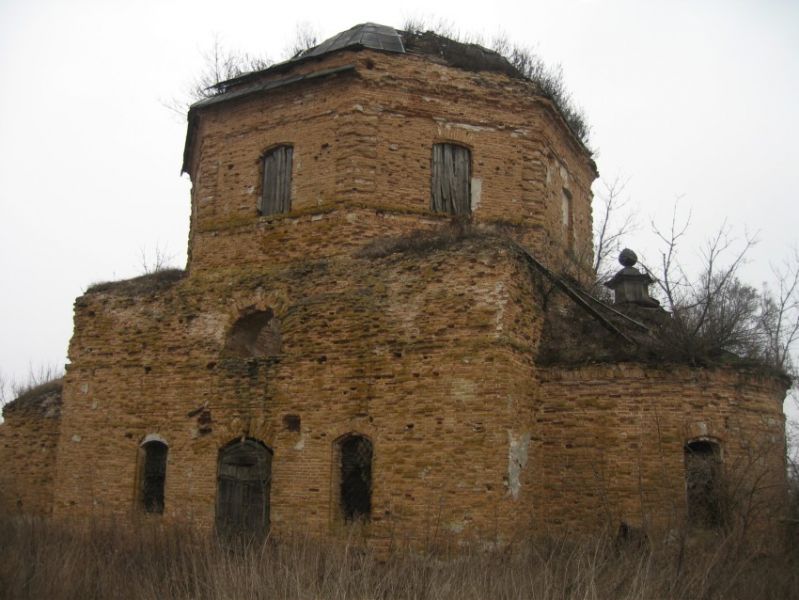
[1,514,797,599]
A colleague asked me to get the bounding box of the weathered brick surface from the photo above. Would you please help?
[53,239,542,542]
[185,49,595,281]
[0,386,61,515]
[5,37,788,542]
[535,364,786,532]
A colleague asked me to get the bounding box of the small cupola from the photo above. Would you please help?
[605,249,659,307]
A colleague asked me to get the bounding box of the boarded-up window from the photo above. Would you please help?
[216,439,272,538]
[141,440,167,514]
[431,143,471,215]
[685,440,722,528]
[260,145,293,215]
[339,435,372,522]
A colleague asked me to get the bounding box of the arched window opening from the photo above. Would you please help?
[339,435,372,522]
[684,440,723,528]
[140,440,168,514]
[260,145,293,216]
[224,309,282,358]
[216,438,273,537]
[431,143,471,215]
[561,187,573,248]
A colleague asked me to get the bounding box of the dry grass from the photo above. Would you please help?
[0,515,797,600]
[86,268,185,296]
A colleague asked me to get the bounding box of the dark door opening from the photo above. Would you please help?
[216,439,272,538]
[684,440,722,528]
[141,440,168,513]
[339,435,372,522]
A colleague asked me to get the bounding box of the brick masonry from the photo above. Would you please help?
[0,38,787,543]
[0,384,61,515]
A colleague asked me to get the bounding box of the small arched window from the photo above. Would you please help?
[338,434,373,522]
[140,439,168,514]
[431,143,471,215]
[684,439,723,528]
[260,145,293,216]
[561,187,573,247]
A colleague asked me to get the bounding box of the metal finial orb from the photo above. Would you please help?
[619,248,638,267]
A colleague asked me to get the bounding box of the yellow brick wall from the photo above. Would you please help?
[186,50,596,282]
[54,238,543,542]
[35,44,791,544]
[0,393,61,515]
[536,364,787,532]
[51,235,787,541]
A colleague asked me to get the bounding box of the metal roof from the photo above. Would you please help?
[191,64,356,110]
[298,23,405,59]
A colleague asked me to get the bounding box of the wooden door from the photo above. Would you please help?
[216,440,272,537]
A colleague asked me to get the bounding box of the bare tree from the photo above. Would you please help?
[164,36,272,116]
[643,205,799,374]
[190,37,272,99]
[758,252,799,374]
[139,243,176,275]
[593,176,636,280]
[648,209,762,362]
[285,22,319,59]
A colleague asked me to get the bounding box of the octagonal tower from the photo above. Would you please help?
[181,23,597,277]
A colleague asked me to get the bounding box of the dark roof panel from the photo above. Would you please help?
[299,23,404,59]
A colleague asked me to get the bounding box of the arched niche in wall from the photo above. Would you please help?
[224,308,282,358]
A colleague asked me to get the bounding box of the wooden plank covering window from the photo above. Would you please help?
[431,143,471,215]
[260,145,293,215]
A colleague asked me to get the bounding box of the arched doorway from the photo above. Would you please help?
[139,438,168,514]
[216,438,273,537]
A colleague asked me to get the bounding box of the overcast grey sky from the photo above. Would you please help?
[1,0,797,420]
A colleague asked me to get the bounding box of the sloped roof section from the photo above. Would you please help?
[297,23,405,59]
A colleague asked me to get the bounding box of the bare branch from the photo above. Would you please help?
[285,21,319,59]
[139,243,177,275]
[650,200,691,313]
[592,176,635,279]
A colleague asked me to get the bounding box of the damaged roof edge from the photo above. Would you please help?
[180,23,594,174]
[210,23,404,93]
[181,64,357,175]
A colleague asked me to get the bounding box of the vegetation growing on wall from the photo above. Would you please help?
[0,364,64,414]
[401,18,591,147]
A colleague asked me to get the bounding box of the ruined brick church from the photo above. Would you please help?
[0,24,788,543]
